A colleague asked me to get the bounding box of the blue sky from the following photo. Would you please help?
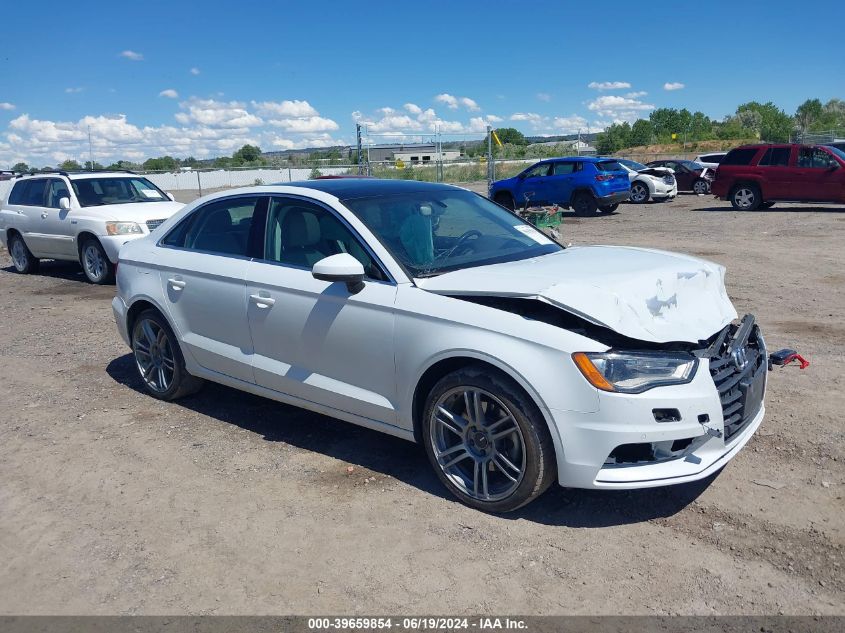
[1,0,843,166]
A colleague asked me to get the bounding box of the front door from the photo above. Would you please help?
[516,162,553,208]
[156,194,267,383]
[795,146,841,201]
[245,196,399,423]
[41,178,77,257]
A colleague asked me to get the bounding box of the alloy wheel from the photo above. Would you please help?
[694,180,709,195]
[429,387,526,502]
[630,184,648,203]
[10,238,28,271]
[734,188,755,209]
[133,318,176,394]
[83,243,106,282]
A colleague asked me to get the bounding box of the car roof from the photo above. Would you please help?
[273,178,461,199]
[12,171,139,180]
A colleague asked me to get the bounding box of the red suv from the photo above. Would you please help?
[711,144,845,210]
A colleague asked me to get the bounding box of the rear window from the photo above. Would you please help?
[8,181,29,205]
[721,148,759,166]
[758,147,791,167]
[11,179,48,206]
[595,160,624,172]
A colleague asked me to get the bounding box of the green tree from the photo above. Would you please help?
[688,111,712,141]
[84,160,104,171]
[629,119,654,146]
[182,156,199,168]
[735,101,793,142]
[143,156,179,171]
[822,98,845,129]
[11,162,29,173]
[232,144,263,164]
[309,167,322,179]
[492,127,526,146]
[595,122,631,154]
[795,99,823,137]
[648,108,681,141]
[59,159,82,171]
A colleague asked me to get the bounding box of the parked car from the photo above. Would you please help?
[693,152,728,169]
[489,157,630,216]
[113,179,771,512]
[615,159,678,203]
[711,143,845,210]
[645,159,714,194]
[0,171,183,283]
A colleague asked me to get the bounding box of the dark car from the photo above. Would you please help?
[645,159,713,194]
[488,157,630,216]
[711,143,845,210]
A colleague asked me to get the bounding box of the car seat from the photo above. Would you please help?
[279,208,326,268]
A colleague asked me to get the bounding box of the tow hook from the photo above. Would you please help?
[768,348,810,371]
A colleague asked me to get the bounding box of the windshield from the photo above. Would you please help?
[679,160,703,170]
[618,159,647,171]
[827,146,845,162]
[342,190,562,277]
[71,177,169,207]
[595,160,624,172]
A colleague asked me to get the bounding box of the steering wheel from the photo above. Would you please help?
[452,229,482,255]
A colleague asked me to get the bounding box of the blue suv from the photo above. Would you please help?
[489,157,631,216]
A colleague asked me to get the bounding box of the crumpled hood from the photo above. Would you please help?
[416,245,738,344]
[94,201,184,222]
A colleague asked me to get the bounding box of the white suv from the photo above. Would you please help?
[0,171,183,283]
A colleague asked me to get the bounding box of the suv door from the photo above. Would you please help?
[755,145,793,199]
[795,146,841,201]
[9,179,51,256]
[546,161,577,205]
[156,195,267,383]
[245,196,399,423]
[516,162,552,208]
[41,178,77,257]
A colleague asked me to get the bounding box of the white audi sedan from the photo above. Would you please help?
[112,179,768,512]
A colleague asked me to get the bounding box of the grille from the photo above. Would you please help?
[707,319,766,442]
[146,219,166,232]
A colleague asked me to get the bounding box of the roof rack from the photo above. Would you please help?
[14,168,137,178]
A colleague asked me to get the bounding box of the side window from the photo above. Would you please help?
[553,162,575,175]
[19,179,47,206]
[264,197,386,281]
[46,179,71,208]
[8,181,30,205]
[759,147,790,167]
[161,196,260,257]
[524,163,551,178]
[722,148,759,166]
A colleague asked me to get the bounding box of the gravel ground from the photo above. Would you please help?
[0,191,842,615]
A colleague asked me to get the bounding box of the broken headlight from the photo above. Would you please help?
[572,352,698,394]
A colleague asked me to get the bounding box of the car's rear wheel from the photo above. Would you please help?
[629,182,650,204]
[421,365,556,513]
[729,184,762,211]
[493,192,515,211]
[131,309,204,401]
[598,203,619,214]
[80,238,114,284]
[8,233,40,274]
[572,192,598,216]
[693,179,710,195]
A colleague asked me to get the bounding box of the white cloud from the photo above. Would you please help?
[159,89,179,99]
[460,97,480,111]
[190,67,200,75]
[0,102,15,111]
[177,98,263,128]
[625,91,648,98]
[552,115,589,133]
[588,81,631,91]
[251,99,319,118]
[509,112,588,134]
[268,116,339,133]
[404,103,422,115]
[587,95,655,121]
[435,93,459,109]
[664,82,685,91]
[510,112,543,123]
[120,50,144,61]
[65,87,84,94]
[536,92,551,102]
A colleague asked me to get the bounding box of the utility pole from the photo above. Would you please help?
[356,123,364,175]
[87,125,94,171]
[486,125,494,190]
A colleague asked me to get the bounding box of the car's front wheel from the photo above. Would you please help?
[629,182,650,204]
[729,184,762,211]
[8,233,40,274]
[80,238,114,284]
[131,309,204,401]
[421,365,556,513]
[493,192,515,211]
[693,179,710,195]
[598,203,619,214]
[572,192,598,216]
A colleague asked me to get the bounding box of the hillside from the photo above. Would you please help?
[621,139,758,154]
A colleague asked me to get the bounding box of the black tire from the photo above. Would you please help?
[729,183,762,211]
[629,181,650,204]
[131,308,204,401]
[79,237,115,284]
[493,192,515,211]
[8,232,40,274]
[572,192,598,217]
[421,364,556,513]
[693,179,710,195]
[598,203,619,213]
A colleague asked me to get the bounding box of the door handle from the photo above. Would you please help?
[41,213,48,219]
[168,278,186,290]
[249,293,275,308]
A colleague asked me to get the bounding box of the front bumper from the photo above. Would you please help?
[652,182,678,199]
[548,355,765,490]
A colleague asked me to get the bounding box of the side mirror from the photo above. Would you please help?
[166,192,176,201]
[59,197,71,211]
[312,253,365,293]
[517,173,527,180]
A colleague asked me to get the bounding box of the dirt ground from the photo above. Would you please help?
[0,190,842,616]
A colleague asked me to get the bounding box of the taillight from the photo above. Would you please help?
[595,174,613,181]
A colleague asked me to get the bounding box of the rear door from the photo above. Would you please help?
[13,179,53,256]
[756,146,792,199]
[245,195,399,422]
[156,194,267,383]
